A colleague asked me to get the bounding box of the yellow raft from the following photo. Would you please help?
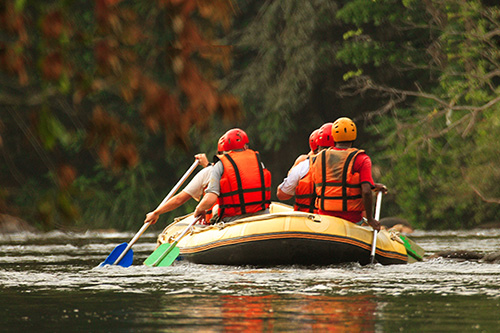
[157,202,419,266]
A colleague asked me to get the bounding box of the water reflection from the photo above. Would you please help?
[1,230,500,331]
[218,294,377,331]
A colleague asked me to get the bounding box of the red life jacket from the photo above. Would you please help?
[294,158,316,213]
[311,148,364,212]
[218,150,271,218]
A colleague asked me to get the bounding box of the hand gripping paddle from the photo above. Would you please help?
[99,160,199,267]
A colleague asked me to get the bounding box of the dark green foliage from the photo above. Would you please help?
[336,0,500,229]
[227,0,341,150]
[3,0,500,231]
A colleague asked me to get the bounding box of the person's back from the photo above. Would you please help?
[311,146,365,218]
[294,124,335,212]
[217,148,271,219]
[310,117,386,230]
[277,124,334,213]
[194,128,271,223]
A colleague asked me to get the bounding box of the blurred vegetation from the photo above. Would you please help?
[335,0,500,229]
[1,0,499,231]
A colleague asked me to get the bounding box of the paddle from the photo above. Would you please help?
[99,160,200,267]
[399,235,425,262]
[370,191,383,264]
[144,216,202,267]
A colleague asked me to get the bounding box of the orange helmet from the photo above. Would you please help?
[332,117,357,142]
[217,134,226,153]
[224,128,249,151]
[316,123,335,148]
[309,129,319,152]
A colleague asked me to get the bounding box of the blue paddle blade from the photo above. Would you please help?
[100,242,134,267]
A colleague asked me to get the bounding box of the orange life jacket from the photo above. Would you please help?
[311,148,364,212]
[218,150,272,218]
[294,158,316,213]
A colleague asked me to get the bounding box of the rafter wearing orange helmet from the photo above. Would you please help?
[310,117,387,230]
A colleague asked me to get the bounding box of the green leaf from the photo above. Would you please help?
[14,0,26,12]
[37,108,71,150]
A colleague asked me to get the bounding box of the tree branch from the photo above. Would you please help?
[470,184,500,205]
[0,87,59,107]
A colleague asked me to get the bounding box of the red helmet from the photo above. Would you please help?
[309,129,319,152]
[316,123,335,147]
[217,134,226,153]
[224,128,249,151]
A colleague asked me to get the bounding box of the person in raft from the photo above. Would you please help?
[276,123,334,213]
[144,134,227,226]
[310,117,387,230]
[194,128,272,223]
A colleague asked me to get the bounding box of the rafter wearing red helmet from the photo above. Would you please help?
[316,123,335,148]
[277,126,332,213]
[194,128,272,223]
[144,152,214,226]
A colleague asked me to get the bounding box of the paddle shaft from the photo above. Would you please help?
[111,222,151,265]
[152,216,201,267]
[370,191,383,264]
[157,160,200,208]
[112,160,200,265]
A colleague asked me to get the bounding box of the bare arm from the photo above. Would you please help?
[144,191,192,224]
[361,183,380,231]
[194,192,218,218]
[277,186,293,201]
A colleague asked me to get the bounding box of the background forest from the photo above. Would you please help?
[1,0,499,232]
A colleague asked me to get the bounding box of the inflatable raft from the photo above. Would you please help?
[156,202,422,266]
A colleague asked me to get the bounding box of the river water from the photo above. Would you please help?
[1,228,500,332]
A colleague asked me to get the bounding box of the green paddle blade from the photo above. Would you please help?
[400,235,425,262]
[144,243,180,267]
